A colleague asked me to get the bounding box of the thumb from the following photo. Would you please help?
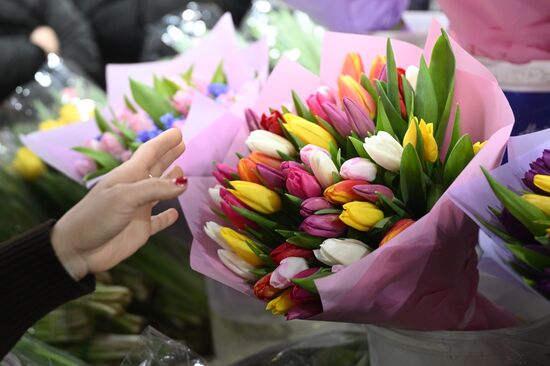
[118,177,188,208]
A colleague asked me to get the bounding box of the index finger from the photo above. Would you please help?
[132,128,183,170]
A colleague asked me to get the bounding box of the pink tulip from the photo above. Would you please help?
[270,257,309,289]
[99,132,125,157]
[300,144,330,166]
[75,158,97,176]
[306,86,336,122]
[340,157,377,181]
[285,166,323,199]
[171,88,194,116]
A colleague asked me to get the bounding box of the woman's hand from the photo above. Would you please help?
[51,129,187,281]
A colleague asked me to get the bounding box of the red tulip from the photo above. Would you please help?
[270,243,314,265]
[379,219,415,247]
[260,110,285,136]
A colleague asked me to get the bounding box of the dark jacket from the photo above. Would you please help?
[0,221,95,358]
[0,0,102,101]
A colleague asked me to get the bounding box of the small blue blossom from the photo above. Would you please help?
[160,113,176,129]
[136,128,163,143]
[208,83,229,98]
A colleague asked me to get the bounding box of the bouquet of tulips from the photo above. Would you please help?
[450,129,550,302]
[21,14,268,186]
[181,23,517,330]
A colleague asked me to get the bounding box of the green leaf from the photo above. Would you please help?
[287,233,324,249]
[476,214,522,244]
[373,216,394,229]
[427,183,444,211]
[314,209,343,215]
[291,268,332,293]
[481,167,548,237]
[445,105,461,164]
[291,90,315,122]
[181,65,194,85]
[281,105,291,114]
[414,56,438,125]
[130,79,176,127]
[282,193,303,214]
[250,268,271,277]
[94,109,113,134]
[277,150,297,162]
[377,193,408,218]
[73,147,120,170]
[507,243,550,273]
[386,39,401,111]
[276,230,296,239]
[376,80,407,139]
[443,134,474,188]
[375,99,396,138]
[246,240,276,268]
[345,138,359,159]
[360,74,379,104]
[153,76,179,98]
[350,137,369,159]
[400,144,427,218]
[401,75,415,117]
[124,95,138,113]
[211,62,227,84]
[231,205,279,230]
[317,117,346,147]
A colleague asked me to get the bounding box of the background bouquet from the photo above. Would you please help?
[21,14,268,186]
[181,22,517,331]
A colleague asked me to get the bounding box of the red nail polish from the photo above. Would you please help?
[175,176,188,187]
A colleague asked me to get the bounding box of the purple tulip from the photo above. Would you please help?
[290,286,319,304]
[343,97,375,138]
[300,197,335,217]
[353,184,394,203]
[286,167,323,199]
[280,161,305,178]
[537,268,550,297]
[245,108,260,131]
[498,208,535,244]
[300,214,347,237]
[256,163,285,189]
[286,301,323,320]
[377,64,387,82]
[523,150,550,193]
[321,102,353,137]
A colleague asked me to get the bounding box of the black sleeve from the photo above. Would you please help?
[0,220,95,358]
[42,0,104,86]
[0,36,46,102]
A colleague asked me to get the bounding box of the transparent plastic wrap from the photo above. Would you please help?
[141,2,224,61]
[121,327,206,366]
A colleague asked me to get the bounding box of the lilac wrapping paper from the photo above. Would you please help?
[180,22,518,330]
[21,13,268,186]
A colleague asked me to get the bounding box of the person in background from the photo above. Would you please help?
[0,129,187,358]
[0,0,102,102]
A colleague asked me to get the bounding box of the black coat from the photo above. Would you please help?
[0,0,102,101]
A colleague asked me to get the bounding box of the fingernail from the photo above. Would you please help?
[174,176,188,187]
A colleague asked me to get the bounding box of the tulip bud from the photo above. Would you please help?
[338,75,376,119]
[260,110,285,136]
[256,163,285,189]
[270,243,314,264]
[286,301,322,320]
[473,141,487,155]
[99,132,125,157]
[300,214,347,238]
[245,130,296,159]
[208,185,223,206]
[285,166,323,199]
[213,163,238,186]
[228,180,282,214]
[300,197,334,217]
[522,194,550,216]
[321,103,353,139]
[341,52,364,82]
[283,113,337,151]
[204,221,230,250]
[379,219,415,247]
[300,144,330,167]
[314,238,370,266]
[352,184,394,203]
[369,55,387,81]
[237,158,261,184]
[220,227,263,266]
[534,175,550,194]
[245,108,260,131]
[281,161,305,178]
[342,97,375,138]
[219,188,254,230]
[363,131,403,172]
[340,201,384,232]
[340,158,377,182]
[306,86,336,122]
[324,179,369,204]
[270,257,309,289]
[266,288,295,315]
[254,273,282,301]
[405,65,419,91]
[309,150,339,189]
[248,151,282,170]
[403,117,438,163]
[218,249,257,280]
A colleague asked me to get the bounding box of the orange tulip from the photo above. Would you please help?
[248,151,282,170]
[379,219,415,247]
[341,52,365,82]
[369,55,387,81]
[338,75,376,119]
[324,179,369,204]
[238,158,262,184]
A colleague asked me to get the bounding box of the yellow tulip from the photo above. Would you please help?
[12,147,46,181]
[473,141,487,155]
[266,289,295,315]
[39,119,63,131]
[228,180,282,214]
[340,201,384,232]
[219,227,263,266]
[522,194,550,216]
[402,117,438,163]
[369,55,386,81]
[283,113,336,151]
[534,175,550,194]
[58,104,81,124]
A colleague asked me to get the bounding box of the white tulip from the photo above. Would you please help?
[313,238,370,266]
[339,157,377,181]
[405,65,419,91]
[218,249,257,281]
[269,257,309,289]
[363,131,403,172]
[204,221,229,250]
[208,185,223,207]
[309,150,339,188]
[245,130,296,158]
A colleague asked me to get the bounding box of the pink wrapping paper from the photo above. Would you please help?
[182,22,518,330]
[21,13,267,185]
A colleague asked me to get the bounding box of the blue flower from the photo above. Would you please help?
[208,83,229,98]
[136,128,163,143]
[160,113,176,129]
